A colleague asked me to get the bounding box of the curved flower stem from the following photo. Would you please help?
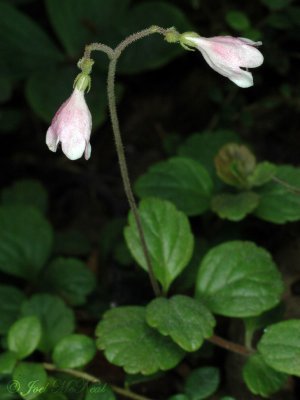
[43,363,154,400]
[106,56,162,297]
[85,26,179,297]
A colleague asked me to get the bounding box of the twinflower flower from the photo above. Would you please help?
[46,87,92,160]
[180,33,264,88]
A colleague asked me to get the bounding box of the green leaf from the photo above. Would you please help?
[42,257,96,306]
[226,10,251,31]
[0,2,63,77]
[13,362,47,400]
[8,316,42,359]
[258,320,300,376]
[261,0,292,10]
[124,198,194,293]
[184,367,220,400]
[117,2,191,74]
[146,295,215,352]
[26,65,108,128]
[85,385,116,400]
[243,354,287,397]
[0,284,25,334]
[0,351,18,374]
[247,162,277,187]
[254,166,300,223]
[135,157,213,216]
[178,130,240,187]
[96,306,185,375]
[169,396,189,400]
[21,294,75,353]
[211,192,260,221]
[1,180,48,213]
[0,206,53,279]
[53,334,96,369]
[196,241,284,317]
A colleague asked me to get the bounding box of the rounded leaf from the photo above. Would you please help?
[254,166,300,223]
[226,10,251,31]
[243,354,287,397]
[96,306,185,375]
[21,294,75,352]
[53,334,96,369]
[0,351,18,374]
[12,362,47,400]
[125,198,194,293]
[135,157,213,216]
[196,241,284,317]
[0,206,53,279]
[146,295,215,352]
[211,192,260,221]
[8,316,42,359]
[42,257,96,306]
[258,320,300,376]
[184,367,220,400]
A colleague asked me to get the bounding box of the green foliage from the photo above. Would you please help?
[184,367,220,400]
[125,198,194,293]
[196,241,284,317]
[0,351,18,374]
[8,316,42,359]
[0,285,25,334]
[12,362,47,400]
[85,385,116,400]
[1,180,48,213]
[21,294,75,352]
[53,334,96,369]
[146,295,215,352]
[0,206,53,279]
[247,162,277,187]
[96,306,185,375]
[258,320,300,376]
[254,166,300,223]
[42,257,96,306]
[135,157,213,216]
[177,130,240,181]
[243,354,287,397]
[211,192,260,221]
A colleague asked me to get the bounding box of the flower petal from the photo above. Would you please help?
[229,70,254,88]
[46,127,59,152]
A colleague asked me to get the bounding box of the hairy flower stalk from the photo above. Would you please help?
[45,25,264,297]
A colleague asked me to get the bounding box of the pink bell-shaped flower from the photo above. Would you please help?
[181,33,264,88]
[46,87,92,160]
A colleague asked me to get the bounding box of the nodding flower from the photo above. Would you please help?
[180,33,264,88]
[46,87,92,160]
